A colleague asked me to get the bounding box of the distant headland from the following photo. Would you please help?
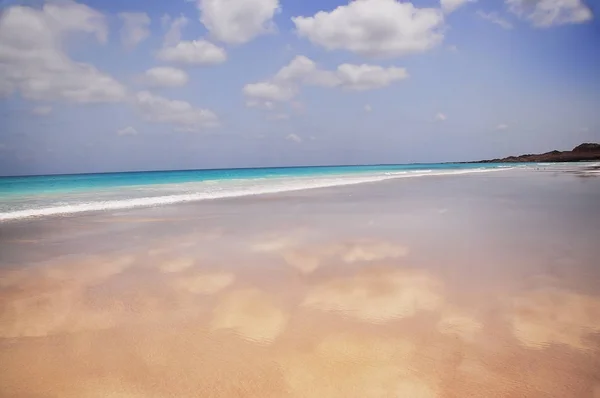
[468,143,600,164]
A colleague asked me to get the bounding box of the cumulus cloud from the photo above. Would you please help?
[32,106,52,116]
[246,100,275,110]
[441,0,476,14]
[286,133,302,143]
[496,123,509,130]
[333,64,408,90]
[0,3,126,103]
[163,14,189,47]
[243,55,408,105]
[197,0,280,44]
[243,81,296,102]
[134,91,219,132]
[435,112,447,121]
[506,0,593,27]
[117,126,138,136]
[292,0,444,58]
[476,11,514,29]
[157,14,225,66]
[142,67,189,88]
[118,12,150,48]
[157,39,227,65]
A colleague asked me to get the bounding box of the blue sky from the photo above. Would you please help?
[0,0,598,175]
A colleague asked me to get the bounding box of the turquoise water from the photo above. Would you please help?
[0,163,515,221]
[0,163,507,196]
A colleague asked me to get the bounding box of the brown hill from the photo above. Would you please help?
[473,143,600,163]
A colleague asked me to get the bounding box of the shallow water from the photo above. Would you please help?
[0,163,513,220]
[1,168,599,397]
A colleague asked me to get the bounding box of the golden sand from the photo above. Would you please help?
[1,232,599,397]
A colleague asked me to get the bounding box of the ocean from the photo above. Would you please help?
[0,162,515,221]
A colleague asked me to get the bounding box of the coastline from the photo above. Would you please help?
[0,163,513,222]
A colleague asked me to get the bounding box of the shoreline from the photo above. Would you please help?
[0,166,514,223]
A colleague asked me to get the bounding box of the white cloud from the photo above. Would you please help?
[243,82,296,102]
[286,133,302,143]
[292,0,444,58]
[163,14,189,47]
[118,12,150,48]
[496,123,509,130]
[134,91,219,132]
[197,0,280,44]
[333,64,408,91]
[477,10,513,29]
[506,0,592,27]
[32,105,52,116]
[246,99,275,110]
[142,67,189,88]
[274,55,318,82]
[0,3,126,103]
[435,112,446,121]
[243,55,408,104]
[157,39,227,65]
[364,104,372,112]
[447,44,458,52]
[117,126,138,136]
[441,0,476,14]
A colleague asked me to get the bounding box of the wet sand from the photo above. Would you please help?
[1,169,600,397]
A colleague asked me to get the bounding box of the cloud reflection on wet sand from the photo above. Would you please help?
[211,288,289,344]
[174,271,235,294]
[0,255,135,337]
[303,267,442,323]
[1,226,600,397]
[509,288,600,350]
[436,309,483,341]
[252,234,409,274]
[157,256,195,273]
[280,333,438,398]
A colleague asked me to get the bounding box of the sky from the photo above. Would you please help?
[0,0,599,175]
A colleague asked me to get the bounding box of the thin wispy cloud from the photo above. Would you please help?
[477,10,513,29]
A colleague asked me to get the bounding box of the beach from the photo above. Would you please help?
[1,165,600,397]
